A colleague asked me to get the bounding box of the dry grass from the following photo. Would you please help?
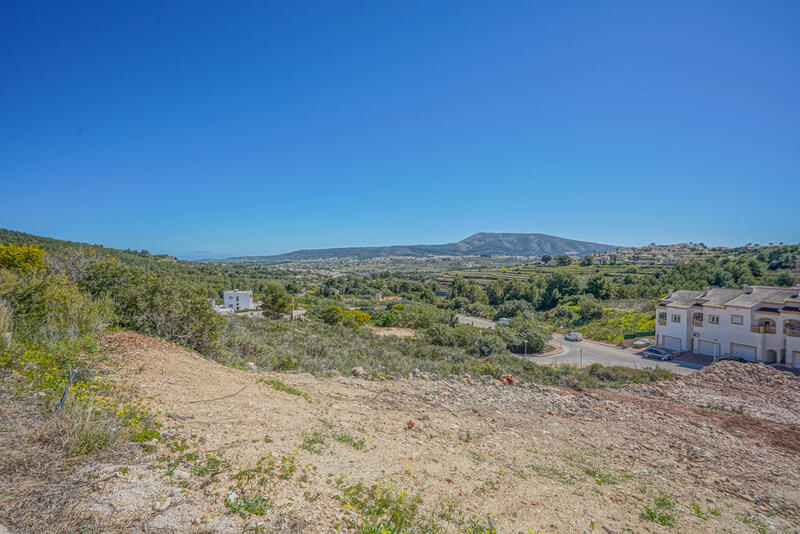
[0,375,131,533]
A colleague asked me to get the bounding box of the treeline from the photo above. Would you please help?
[1,244,223,352]
[0,228,310,300]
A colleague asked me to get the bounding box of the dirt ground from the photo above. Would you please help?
[367,326,417,338]
[4,332,800,533]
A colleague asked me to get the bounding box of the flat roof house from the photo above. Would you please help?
[655,284,800,367]
[223,289,253,311]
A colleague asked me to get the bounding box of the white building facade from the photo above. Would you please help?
[223,289,254,311]
[655,285,800,368]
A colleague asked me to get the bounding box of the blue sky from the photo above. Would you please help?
[1,1,798,258]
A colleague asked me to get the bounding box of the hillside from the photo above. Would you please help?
[0,228,309,295]
[3,332,797,533]
[224,232,621,263]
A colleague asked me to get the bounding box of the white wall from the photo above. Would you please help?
[223,290,253,311]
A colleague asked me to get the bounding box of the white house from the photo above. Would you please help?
[654,285,800,367]
[223,289,254,311]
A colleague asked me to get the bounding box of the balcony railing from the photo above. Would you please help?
[692,320,703,327]
[750,325,776,334]
[784,327,800,338]
[657,319,667,326]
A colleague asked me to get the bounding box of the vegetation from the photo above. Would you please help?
[260,377,312,402]
[214,316,672,387]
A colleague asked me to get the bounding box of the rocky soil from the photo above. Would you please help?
[3,332,800,533]
[630,360,800,425]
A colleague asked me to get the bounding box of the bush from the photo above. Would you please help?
[320,305,346,325]
[578,298,604,321]
[0,243,46,274]
[474,333,507,357]
[423,324,481,350]
[376,310,399,327]
[80,259,222,352]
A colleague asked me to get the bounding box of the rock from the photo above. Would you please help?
[153,498,171,512]
[352,366,366,378]
[173,469,191,480]
[406,420,415,430]
[602,525,620,534]
[246,361,258,372]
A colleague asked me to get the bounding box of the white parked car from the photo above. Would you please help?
[632,339,655,348]
[564,332,582,342]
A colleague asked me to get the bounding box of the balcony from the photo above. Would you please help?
[692,320,703,327]
[750,325,776,334]
[784,327,800,338]
[657,319,667,326]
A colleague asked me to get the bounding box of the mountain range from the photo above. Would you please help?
[224,232,621,263]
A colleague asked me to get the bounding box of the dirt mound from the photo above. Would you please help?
[630,361,800,425]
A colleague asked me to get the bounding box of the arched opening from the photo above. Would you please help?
[657,312,667,326]
[692,312,703,326]
[784,319,800,337]
[752,318,776,334]
[765,349,777,364]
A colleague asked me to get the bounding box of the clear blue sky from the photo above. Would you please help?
[1,1,798,258]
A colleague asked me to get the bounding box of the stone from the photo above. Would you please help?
[247,361,258,372]
[173,469,191,480]
[153,498,171,512]
[602,526,620,534]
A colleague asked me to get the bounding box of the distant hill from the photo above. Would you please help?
[225,232,621,263]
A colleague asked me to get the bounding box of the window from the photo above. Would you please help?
[731,314,743,325]
[671,314,681,324]
[709,315,720,324]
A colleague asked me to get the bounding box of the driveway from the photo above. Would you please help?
[522,335,702,376]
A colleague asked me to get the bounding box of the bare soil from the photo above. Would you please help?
[367,326,418,338]
[3,332,799,533]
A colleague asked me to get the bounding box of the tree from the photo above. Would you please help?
[538,272,580,310]
[260,281,291,318]
[555,255,573,266]
[496,299,533,319]
[540,255,552,264]
[496,316,549,354]
[580,256,593,266]
[586,274,614,300]
[485,279,507,306]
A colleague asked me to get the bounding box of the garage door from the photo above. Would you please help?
[731,343,757,361]
[793,352,800,369]
[697,340,718,357]
[662,336,681,351]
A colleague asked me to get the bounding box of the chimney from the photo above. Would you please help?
[701,286,710,297]
[667,289,674,297]
[743,284,753,294]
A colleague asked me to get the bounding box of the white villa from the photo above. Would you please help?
[223,289,254,311]
[655,284,800,367]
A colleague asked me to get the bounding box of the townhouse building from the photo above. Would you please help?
[655,285,800,368]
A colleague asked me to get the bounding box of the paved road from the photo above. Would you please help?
[522,335,702,376]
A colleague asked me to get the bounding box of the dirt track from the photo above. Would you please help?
[19,332,799,533]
